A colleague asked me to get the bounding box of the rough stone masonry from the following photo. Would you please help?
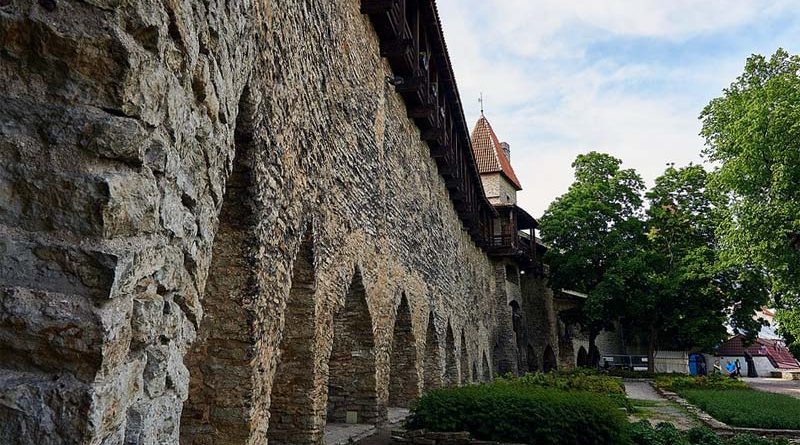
[0,0,561,444]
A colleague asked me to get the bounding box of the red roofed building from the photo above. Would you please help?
[470,114,540,267]
[716,334,800,376]
[471,115,522,203]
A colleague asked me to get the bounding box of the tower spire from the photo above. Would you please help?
[479,92,484,116]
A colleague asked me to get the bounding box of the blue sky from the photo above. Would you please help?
[437,0,800,216]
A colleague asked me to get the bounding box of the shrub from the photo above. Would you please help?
[498,370,631,410]
[507,370,625,394]
[654,374,748,391]
[627,421,788,445]
[606,369,684,379]
[407,383,628,445]
[628,421,691,445]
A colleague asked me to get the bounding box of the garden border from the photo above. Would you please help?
[392,429,527,445]
[650,381,800,439]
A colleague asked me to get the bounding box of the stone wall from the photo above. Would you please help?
[479,174,517,206]
[497,177,518,206]
[0,1,503,444]
[520,274,559,372]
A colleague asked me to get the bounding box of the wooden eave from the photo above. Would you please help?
[360,0,497,249]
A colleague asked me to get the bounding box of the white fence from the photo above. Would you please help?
[654,350,688,374]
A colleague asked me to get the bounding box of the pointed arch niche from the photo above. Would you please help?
[326,269,379,425]
[459,330,470,384]
[526,344,539,373]
[443,322,457,386]
[423,312,442,391]
[181,86,262,444]
[543,345,557,373]
[267,232,320,444]
[481,351,492,382]
[388,294,419,408]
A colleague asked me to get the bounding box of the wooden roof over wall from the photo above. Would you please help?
[361,0,497,248]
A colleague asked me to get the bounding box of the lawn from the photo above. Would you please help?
[679,388,800,430]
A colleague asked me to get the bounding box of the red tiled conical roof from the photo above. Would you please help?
[470,115,522,190]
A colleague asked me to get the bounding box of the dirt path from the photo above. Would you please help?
[624,380,701,430]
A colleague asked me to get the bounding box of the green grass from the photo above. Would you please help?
[678,388,800,430]
[630,399,663,407]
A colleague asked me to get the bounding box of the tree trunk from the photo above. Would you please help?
[647,327,657,374]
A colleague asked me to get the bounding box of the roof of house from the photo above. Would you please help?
[717,334,800,369]
[470,115,522,190]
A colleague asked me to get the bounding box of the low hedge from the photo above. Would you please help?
[654,374,748,391]
[606,369,684,379]
[407,383,629,445]
[628,421,789,445]
[503,370,630,410]
[508,369,626,394]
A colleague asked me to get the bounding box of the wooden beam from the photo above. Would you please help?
[408,104,435,119]
[380,37,413,58]
[421,127,444,144]
[360,0,397,15]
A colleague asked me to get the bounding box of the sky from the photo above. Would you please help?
[437,0,800,217]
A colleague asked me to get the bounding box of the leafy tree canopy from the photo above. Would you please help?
[539,151,645,332]
[701,48,800,344]
[701,48,800,299]
[541,157,767,369]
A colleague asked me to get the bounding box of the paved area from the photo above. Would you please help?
[624,380,663,401]
[325,408,409,445]
[325,423,376,445]
[742,377,800,398]
[624,380,701,430]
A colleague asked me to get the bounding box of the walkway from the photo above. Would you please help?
[742,377,800,399]
[624,379,662,401]
[624,380,701,430]
[325,408,409,445]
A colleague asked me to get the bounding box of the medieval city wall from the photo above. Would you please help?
[0,1,502,444]
[520,275,560,372]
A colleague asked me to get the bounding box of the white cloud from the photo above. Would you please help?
[437,0,800,217]
[482,1,794,57]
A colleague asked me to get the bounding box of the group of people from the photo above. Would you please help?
[712,358,742,377]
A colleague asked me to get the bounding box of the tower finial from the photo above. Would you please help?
[479,92,484,115]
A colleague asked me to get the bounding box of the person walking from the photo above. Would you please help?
[725,360,737,378]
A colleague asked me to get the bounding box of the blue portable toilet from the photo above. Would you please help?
[688,353,705,375]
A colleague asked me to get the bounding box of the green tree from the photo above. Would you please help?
[542,156,767,371]
[539,152,645,350]
[701,48,800,342]
[634,164,765,370]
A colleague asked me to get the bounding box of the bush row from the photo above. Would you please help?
[504,369,626,394]
[407,383,629,445]
[407,373,794,445]
[628,421,788,445]
[654,374,749,391]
